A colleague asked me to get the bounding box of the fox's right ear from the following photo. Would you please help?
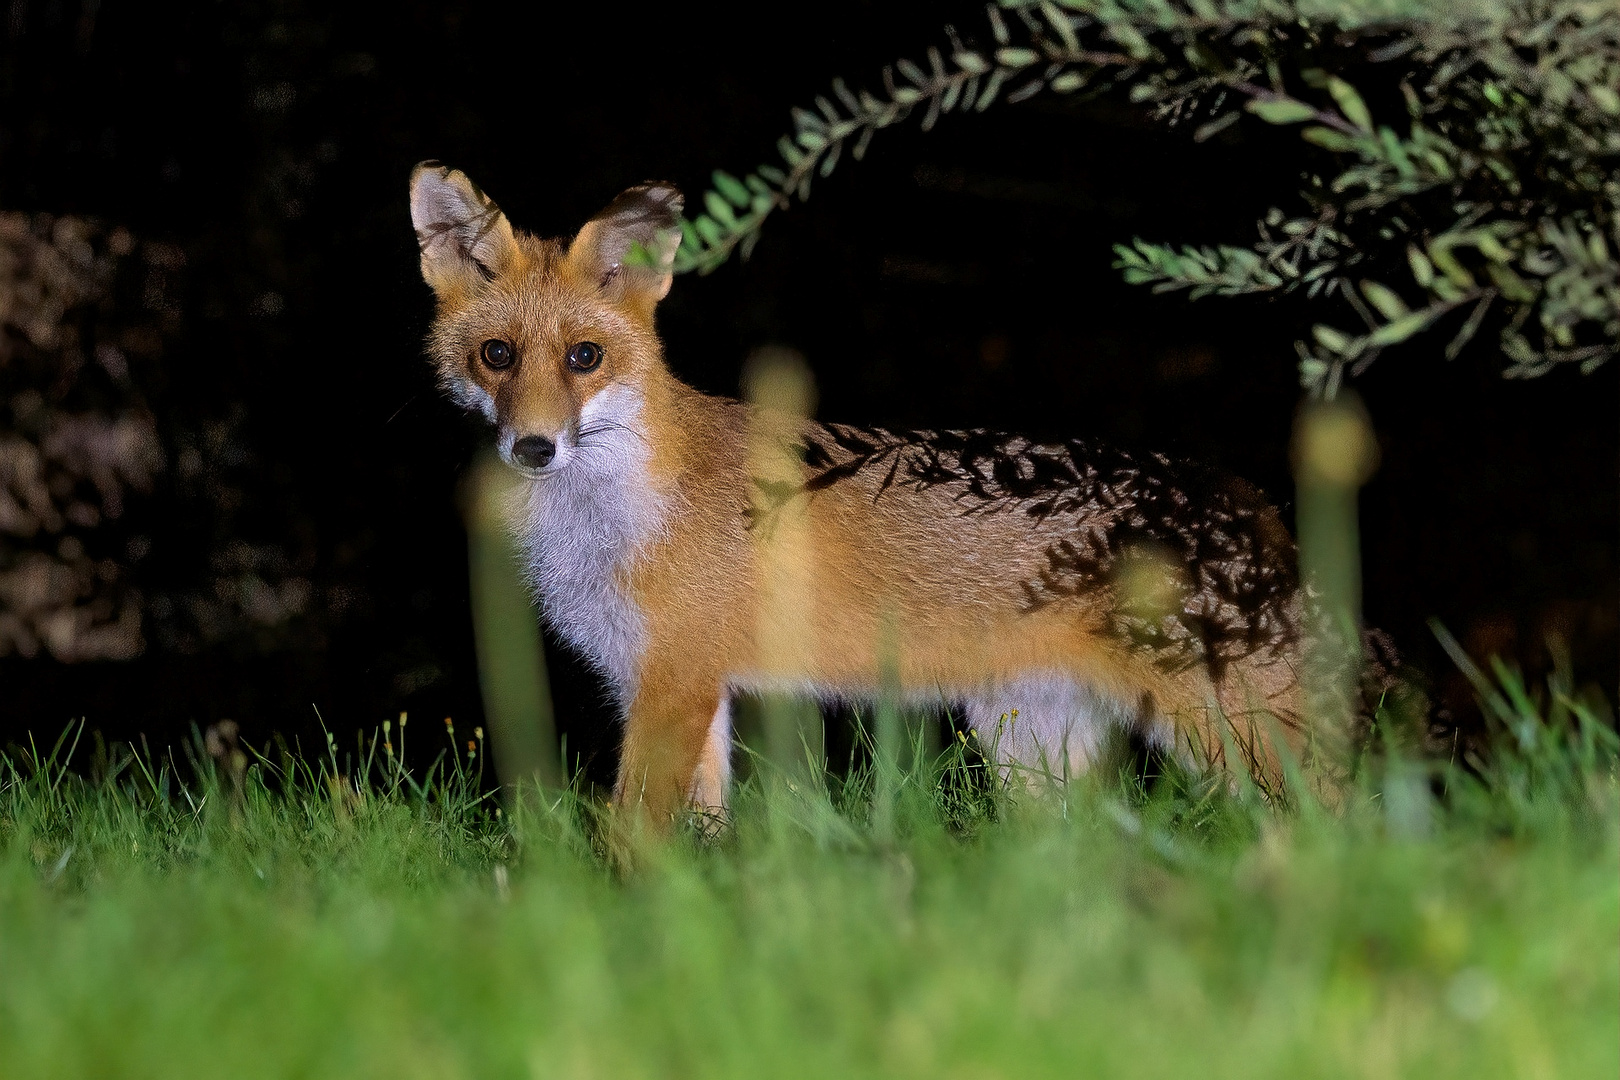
[566,182,684,311]
[409,162,518,296]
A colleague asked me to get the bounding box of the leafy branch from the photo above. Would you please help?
[670,4,1139,276]
[669,0,1618,394]
[1121,69,1616,393]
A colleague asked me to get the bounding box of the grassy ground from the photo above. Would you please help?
[1,667,1615,1080]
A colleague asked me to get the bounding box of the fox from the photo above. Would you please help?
[408,162,1340,828]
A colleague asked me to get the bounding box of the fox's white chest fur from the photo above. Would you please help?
[507,384,663,695]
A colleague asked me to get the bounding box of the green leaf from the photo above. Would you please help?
[705,191,738,228]
[1312,324,1354,354]
[1041,1,1080,53]
[953,51,990,76]
[623,240,655,269]
[693,215,725,246]
[1588,231,1610,263]
[1049,71,1086,94]
[1368,310,1434,347]
[1327,77,1373,132]
[1428,242,1476,288]
[1472,231,1513,263]
[819,140,842,178]
[1406,245,1434,289]
[832,77,860,114]
[1108,21,1150,60]
[1246,97,1317,125]
[988,6,1009,45]
[712,171,751,208]
[1112,243,1147,268]
[678,218,702,252]
[994,47,1039,68]
[1484,262,1537,303]
[1590,84,1620,116]
[790,107,825,135]
[1301,126,1359,152]
[1379,127,1414,178]
[1430,277,1465,303]
[977,69,1006,111]
[1194,112,1241,142]
[1360,280,1410,321]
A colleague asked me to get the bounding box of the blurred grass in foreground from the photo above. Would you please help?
[0,653,1614,1080]
[463,450,558,790]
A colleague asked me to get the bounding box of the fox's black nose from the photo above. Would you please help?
[511,435,556,469]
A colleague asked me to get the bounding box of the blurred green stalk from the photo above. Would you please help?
[745,347,825,786]
[1293,394,1379,768]
[464,450,559,790]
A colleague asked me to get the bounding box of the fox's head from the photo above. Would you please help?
[409,163,683,477]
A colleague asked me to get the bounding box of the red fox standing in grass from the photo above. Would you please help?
[409,163,1334,827]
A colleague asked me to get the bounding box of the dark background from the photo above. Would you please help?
[3,0,1614,780]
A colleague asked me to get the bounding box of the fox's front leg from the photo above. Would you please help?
[613,662,728,832]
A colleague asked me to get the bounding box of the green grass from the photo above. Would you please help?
[1,667,1616,1080]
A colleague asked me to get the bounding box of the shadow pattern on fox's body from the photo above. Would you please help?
[792,423,1303,681]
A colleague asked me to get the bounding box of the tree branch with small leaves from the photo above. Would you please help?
[666,0,1618,395]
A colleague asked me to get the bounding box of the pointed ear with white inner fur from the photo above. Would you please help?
[409,162,518,296]
[567,183,685,309]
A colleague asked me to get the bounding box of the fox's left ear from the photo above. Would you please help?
[409,162,518,296]
[567,183,684,309]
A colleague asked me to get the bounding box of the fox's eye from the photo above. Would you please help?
[566,341,603,372]
[480,339,515,370]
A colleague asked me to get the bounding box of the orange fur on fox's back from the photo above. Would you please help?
[409,162,1326,827]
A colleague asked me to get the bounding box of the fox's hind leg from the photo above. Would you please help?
[1176,657,1338,805]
